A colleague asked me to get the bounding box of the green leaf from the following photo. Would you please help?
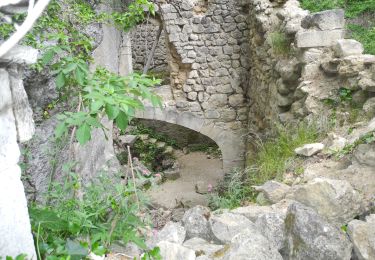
[115,111,128,131]
[75,67,86,85]
[55,122,67,138]
[68,221,81,234]
[105,104,120,120]
[123,230,147,250]
[56,72,66,89]
[41,49,55,65]
[63,62,77,74]
[29,207,69,231]
[86,116,102,128]
[66,239,89,260]
[92,242,106,256]
[90,100,104,113]
[76,123,91,145]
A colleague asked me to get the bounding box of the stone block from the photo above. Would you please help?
[296,29,345,48]
[333,39,364,57]
[118,135,138,147]
[0,45,38,65]
[301,9,345,30]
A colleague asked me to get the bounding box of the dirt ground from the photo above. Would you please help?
[147,151,224,209]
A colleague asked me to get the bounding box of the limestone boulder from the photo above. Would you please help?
[338,55,375,77]
[0,45,38,65]
[146,222,186,248]
[333,39,364,57]
[284,202,352,260]
[157,241,195,260]
[348,215,375,260]
[209,212,256,244]
[230,205,274,222]
[183,237,224,258]
[253,180,291,204]
[301,9,345,30]
[353,144,375,167]
[255,212,286,251]
[222,228,283,260]
[363,97,375,117]
[295,143,324,157]
[288,178,362,225]
[182,205,211,240]
[325,133,347,152]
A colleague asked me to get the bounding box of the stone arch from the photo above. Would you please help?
[135,106,246,172]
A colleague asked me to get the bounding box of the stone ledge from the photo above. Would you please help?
[296,29,345,48]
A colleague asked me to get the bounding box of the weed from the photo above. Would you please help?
[348,24,375,55]
[209,169,252,209]
[334,131,375,158]
[339,88,353,103]
[247,122,320,185]
[130,121,180,148]
[29,164,160,259]
[210,122,322,208]
[269,31,291,56]
[187,143,222,158]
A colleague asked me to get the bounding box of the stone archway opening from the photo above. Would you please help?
[113,118,225,209]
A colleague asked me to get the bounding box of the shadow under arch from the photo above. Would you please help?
[134,106,246,173]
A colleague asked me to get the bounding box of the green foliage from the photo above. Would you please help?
[1,254,28,260]
[24,0,161,145]
[133,140,166,170]
[209,169,252,210]
[299,0,375,17]
[248,123,319,186]
[187,143,221,158]
[269,31,291,56]
[130,122,180,148]
[348,24,375,55]
[53,68,161,145]
[334,131,375,157]
[210,122,320,209]
[0,23,15,39]
[339,87,353,103]
[210,122,321,208]
[299,0,345,13]
[29,165,159,259]
[110,0,155,31]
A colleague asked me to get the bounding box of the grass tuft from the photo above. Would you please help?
[247,123,319,187]
[209,122,321,209]
[270,31,291,56]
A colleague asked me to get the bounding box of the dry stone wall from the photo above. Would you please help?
[161,0,250,126]
[132,0,375,168]
[132,0,250,130]
[131,18,169,73]
[130,0,253,170]
[245,0,375,135]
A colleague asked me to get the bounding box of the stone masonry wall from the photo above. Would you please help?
[244,0,375,159]
[131,18,169,73]
[160,0,250,131]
